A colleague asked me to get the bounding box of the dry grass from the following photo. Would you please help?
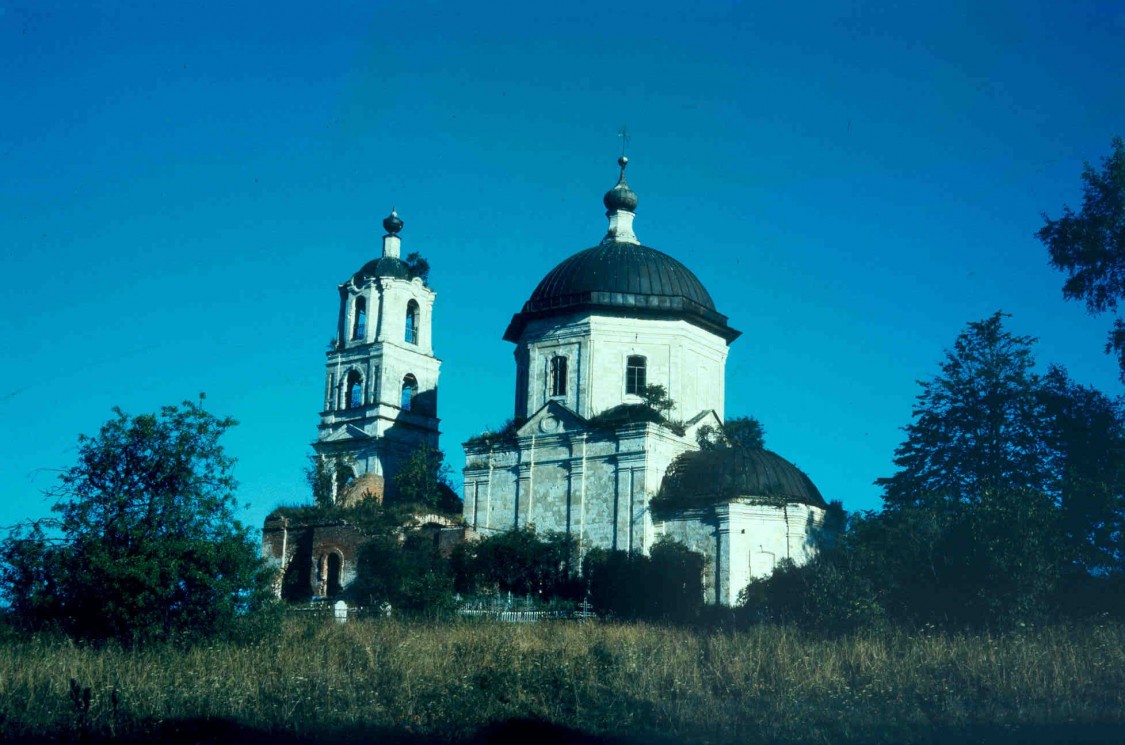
[0,618,1122,743]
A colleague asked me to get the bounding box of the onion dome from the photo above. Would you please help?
[658,449,827,508]
[603,156,638,213]
[383,208,404,235]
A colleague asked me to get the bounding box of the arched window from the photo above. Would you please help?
[352,296,366,340]
[401,374,418,411]
[626,355,647,396]
[550,356,567,397]
[405,300,419,344]
[346,370,363,408]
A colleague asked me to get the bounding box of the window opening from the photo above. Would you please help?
[405,300,419,344]
[347,370,363,408]
[550,356,568,397]
[401,374,418,411]
[352,296,367,340]
[626,355,647,396]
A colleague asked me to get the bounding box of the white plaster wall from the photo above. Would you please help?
[317,275,441,486]
[463,423,695,554]
[516,314,729,423]
[660,501,825,605]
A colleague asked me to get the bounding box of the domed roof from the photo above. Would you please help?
[351,256,410,283]
[658,448,827,508]
[504,241,739,342]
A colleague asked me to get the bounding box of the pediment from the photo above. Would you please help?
[518,400,588,437]
[322,424,371,443]
[684,410,723,439]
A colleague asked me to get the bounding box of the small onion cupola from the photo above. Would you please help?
[603,156,639,244]
[350,208,411,284]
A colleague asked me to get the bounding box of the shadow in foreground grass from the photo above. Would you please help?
[4,717,1124,745]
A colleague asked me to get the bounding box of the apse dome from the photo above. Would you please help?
[658,448,827,509]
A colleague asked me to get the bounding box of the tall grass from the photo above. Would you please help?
[0,618,1122,742]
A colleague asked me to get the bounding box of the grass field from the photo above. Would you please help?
[0,617,1122,743]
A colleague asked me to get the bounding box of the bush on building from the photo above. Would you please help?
[464,418,523,449]
[696,415,766,451]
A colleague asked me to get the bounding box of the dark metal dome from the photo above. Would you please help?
[658,448,827,508]
[503,241,739,342]
[603,156,638,212]
[351,256,410,283]
[383,209,403,235]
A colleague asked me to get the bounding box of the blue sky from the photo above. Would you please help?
[3,0,1124,532]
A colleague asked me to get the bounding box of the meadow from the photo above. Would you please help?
[0,617,1122,744]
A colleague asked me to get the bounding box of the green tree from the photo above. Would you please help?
[350,530,456,615]
[391,444,459,513]
[464,527,578,598]
[1038,137,1125,379]
[584,540,705,623]
[1040,365,1125,575]
[877,312,1054,511]
[0,398,272,643]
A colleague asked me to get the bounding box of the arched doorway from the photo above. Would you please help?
[326,552,343,597]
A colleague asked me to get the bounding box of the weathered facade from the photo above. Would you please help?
[463,157,827,604]
[261,210,458,602]
[314,210,441,501]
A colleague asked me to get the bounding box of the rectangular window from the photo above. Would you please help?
[626,355,646,396]
[550,356,567,397]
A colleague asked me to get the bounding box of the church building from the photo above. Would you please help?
[264,153,828,607]
[461,156,827,605]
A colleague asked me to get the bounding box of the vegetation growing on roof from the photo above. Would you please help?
[464,417,523,449]
[587,384,686,436]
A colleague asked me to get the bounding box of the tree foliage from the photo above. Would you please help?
[350,530,456,615]
[745,313,1125,631]
[697,415,765,451]
[585,540,705,623]
[638,383,675,415]
[391,444,460,513]
[1038,136,1125,379]
[0,399,272,643]
[404,251,431,285]
[456,527,579,598]
[878,312,1053,511]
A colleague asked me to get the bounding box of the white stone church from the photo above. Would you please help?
[304,156,827,605]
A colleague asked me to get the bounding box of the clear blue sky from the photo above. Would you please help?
[3,0,1124,533]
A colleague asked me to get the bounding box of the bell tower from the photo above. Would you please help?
[314,209,441,502]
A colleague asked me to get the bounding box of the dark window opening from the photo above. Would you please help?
[347,370,363,408]
[626,355,647,396]
[352,296,367,340]
[550,356,567,397]
[326,553,343,596]
[405,301,419,344]
[401,374,418,411]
